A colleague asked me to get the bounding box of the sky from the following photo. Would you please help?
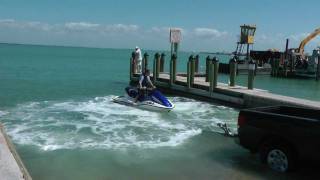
[0,0,320,52]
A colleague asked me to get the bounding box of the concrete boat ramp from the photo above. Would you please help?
[0,124,32,180]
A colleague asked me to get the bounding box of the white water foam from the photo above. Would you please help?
[0,110,9,117]
[1,96,238,151]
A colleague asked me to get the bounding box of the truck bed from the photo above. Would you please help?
[237,105,320,172]
[242,106,320,121]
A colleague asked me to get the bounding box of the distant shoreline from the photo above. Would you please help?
[0,42,231,55]
[199,51,232,55]
[0,42,171,53]
[0,42,128,51]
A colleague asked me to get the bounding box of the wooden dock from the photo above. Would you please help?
[131,73,320,110]
[130,52,320,110]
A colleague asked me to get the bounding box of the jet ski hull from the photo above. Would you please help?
[112,96,174,112]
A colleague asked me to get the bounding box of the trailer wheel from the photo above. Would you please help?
[260,142,295,172]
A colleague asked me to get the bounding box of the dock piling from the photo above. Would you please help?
[153,53,160,82]
[143,52,149,73]
[153,54,156,82]
[208,60,213,84]
[270,57,274,76]
[317,54,320,81]
[156,53,161,79]
[275,58,280,77]
[209,62,214,93]
[170,54,177,85]
[187,59,192,88]
[130,52,135,80]
[205,56,211,82]
[229,57,237,86]
[290,49,295,73]
[283,60,288,77]
[187,55,195,87]
[248,59,255,89]
[195,55,200,73]
[190,55,195,85]
[212,57,219,89]
[160,53,165,72]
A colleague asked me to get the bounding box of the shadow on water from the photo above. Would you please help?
[111,81,128,86]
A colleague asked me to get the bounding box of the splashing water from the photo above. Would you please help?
[0,96,238,151]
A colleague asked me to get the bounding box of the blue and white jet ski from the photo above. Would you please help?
[112,86,174,112]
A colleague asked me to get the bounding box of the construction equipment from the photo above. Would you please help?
[295,27,320,58]
[234,24,256,60]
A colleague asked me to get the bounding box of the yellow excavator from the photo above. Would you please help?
[295,27,320,58]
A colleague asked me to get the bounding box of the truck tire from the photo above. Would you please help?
[259,141,295,172]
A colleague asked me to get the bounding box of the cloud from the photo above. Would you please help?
[64,22,139,33]
[0,19,245,51]
[0,19,15,23]
[193,28,228,39]
[250,32,320,52]
[148,27,186,36]
[64,22,100,31]
[288,33,320,51]
[0,19,140,34]
[2,18,319,52]
[288,33,310,41]
[256,34,268,41]
[106,24,139,32]
[149,27,169,34]
[0,19,60,32]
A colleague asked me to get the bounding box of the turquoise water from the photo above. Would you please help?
[0,43,319,179]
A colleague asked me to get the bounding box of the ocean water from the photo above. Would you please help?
[0,43,319,179]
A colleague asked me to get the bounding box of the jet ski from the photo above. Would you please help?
[112,86,174,112]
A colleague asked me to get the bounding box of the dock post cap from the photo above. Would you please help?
[248,59,256,70]
[249,59,255,64]
[161,53,166,57]
[195,54,200,59]
[212,57,219,62]
[143,52,149,57]
[188,55,195,61]
[155,52,160,58]
[206,55,211,60]
[229,56,237,63]
[171,53,177,59]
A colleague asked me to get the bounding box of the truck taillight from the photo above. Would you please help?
[238,114,247,128]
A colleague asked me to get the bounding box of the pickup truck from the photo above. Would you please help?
[236,106,320,172]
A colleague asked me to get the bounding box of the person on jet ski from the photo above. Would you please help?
[134,69,156,102]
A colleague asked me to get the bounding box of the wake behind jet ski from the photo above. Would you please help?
[112,69,174,112]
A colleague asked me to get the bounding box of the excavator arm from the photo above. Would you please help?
[296,28,320,56]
